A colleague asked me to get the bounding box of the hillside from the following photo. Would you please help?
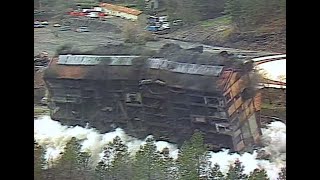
[161,15,286,53]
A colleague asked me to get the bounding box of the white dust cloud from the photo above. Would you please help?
[34,116,285,179]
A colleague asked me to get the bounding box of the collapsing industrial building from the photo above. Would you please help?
[43,44,262,152]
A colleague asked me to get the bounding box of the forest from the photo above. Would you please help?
[34,132,286,180]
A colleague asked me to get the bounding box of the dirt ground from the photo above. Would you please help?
[34,17,128,56]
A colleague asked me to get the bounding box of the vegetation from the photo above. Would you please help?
[201,15,232,28]
[34,0,98,12]
[55,43,81,55]
[225,0,286,30]
[34,133,286,180]
[34,106,50,116]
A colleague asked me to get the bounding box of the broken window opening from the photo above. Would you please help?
[215,123,232,133]
[191,116,207,123]
[125,93,142,104]
[205,97,219,106]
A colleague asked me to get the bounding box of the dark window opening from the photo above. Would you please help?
[205,97,220,105]
[189,96,205,104]
[208,107,218,116]
[190,106,207,116]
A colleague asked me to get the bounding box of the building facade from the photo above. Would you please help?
[44,53,262,152]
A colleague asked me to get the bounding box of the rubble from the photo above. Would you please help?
[34,52,50,72]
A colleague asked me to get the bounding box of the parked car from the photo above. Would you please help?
[172,19,183,26]
[53,24,61,27]
[41,21,49,25]
[34,24,45,28]
[76,26,90,32]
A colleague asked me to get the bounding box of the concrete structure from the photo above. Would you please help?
[44,47,264,152]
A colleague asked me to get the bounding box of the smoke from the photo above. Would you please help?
[34,116,285,179]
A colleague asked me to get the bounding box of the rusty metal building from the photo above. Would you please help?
[44,54,262,152]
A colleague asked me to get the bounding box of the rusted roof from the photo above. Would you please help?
[50,57,88,79]
[100,3,143,16]
[147,58,224,77]
[56,55,224,77]
[58,55,139,66]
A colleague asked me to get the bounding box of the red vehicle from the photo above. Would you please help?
[69,11,86,17]
[98,12,105,17]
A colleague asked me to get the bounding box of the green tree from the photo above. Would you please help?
[34,141,46,180]
[54,137,84,180]
[248,168,269,180]
[78,151,93,180]
[225,0,286,30]
[225,159,248,180]
[277,167,286,180]
[103,136,132,180]
[95,161,108,180]
[132,136,166,180]
[177,131,210,180]
[209,163,225,180]
[159,147,179,180]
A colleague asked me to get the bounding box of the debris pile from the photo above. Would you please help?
[34,52,50,72]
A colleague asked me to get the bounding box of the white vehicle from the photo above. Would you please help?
[41,21,49,25]
[86,12,99,18]
[159,16,168,22]
[41,97,48,105]
[161,22,170,29]
[53,24,61,27]
[82,9,90,13]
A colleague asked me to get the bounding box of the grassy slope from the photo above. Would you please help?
[163,15,286,53]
